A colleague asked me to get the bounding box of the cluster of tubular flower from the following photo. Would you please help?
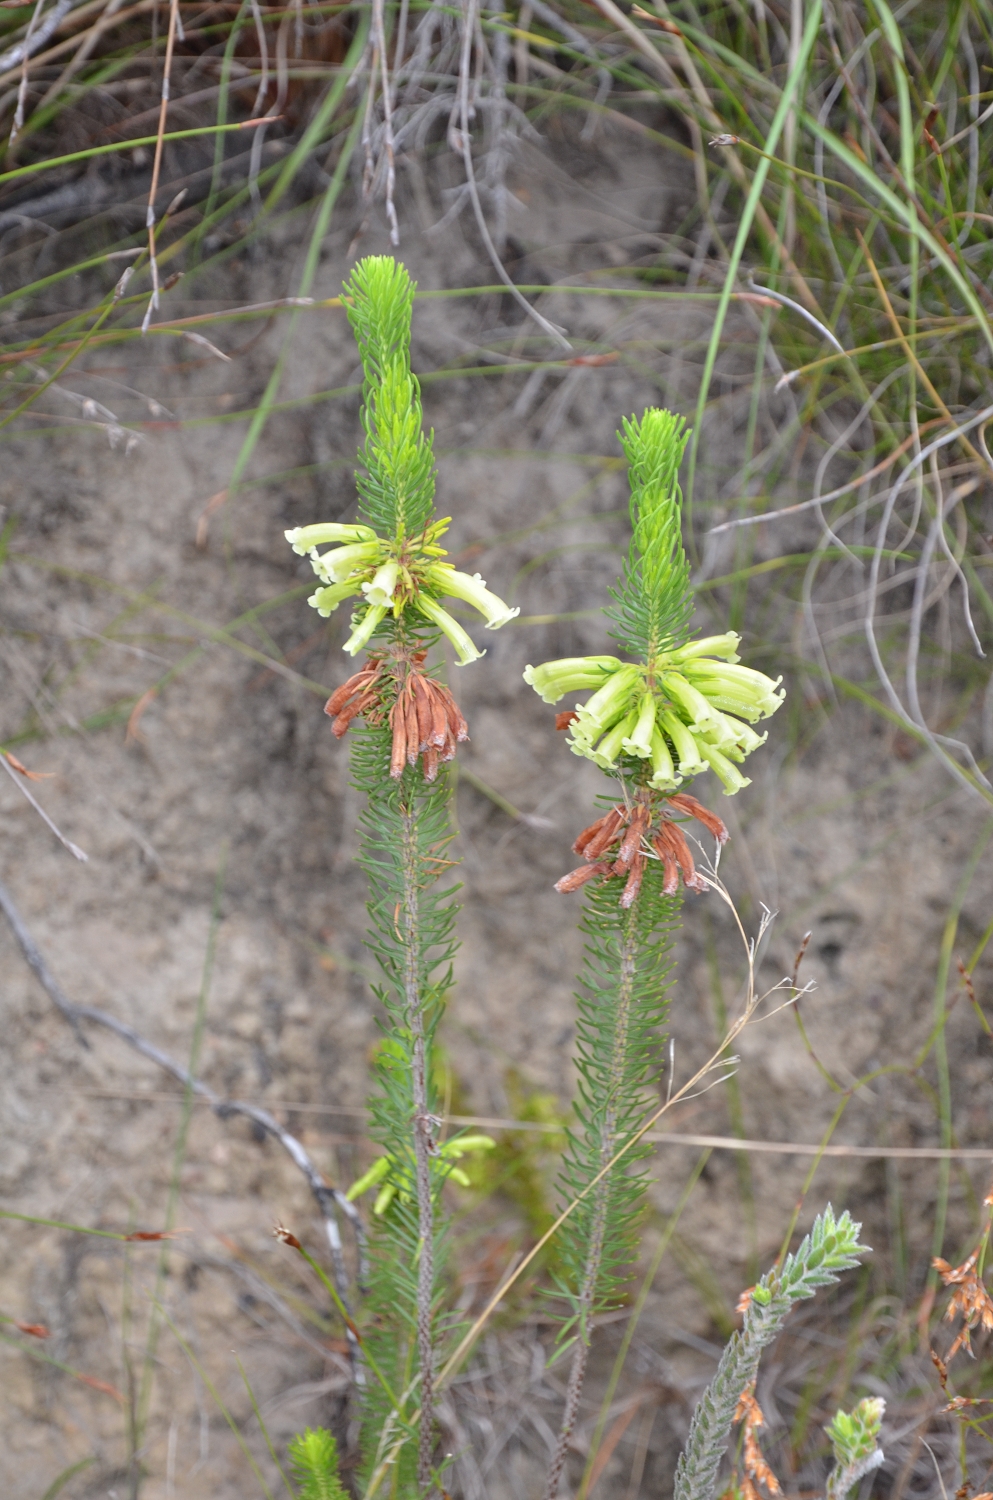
[557,792,728,907]
[524,633,784,794]
[345,1135,496,1216]
[285,521,519,662]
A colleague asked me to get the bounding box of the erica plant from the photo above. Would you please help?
[523,408,784,1497]
[284,256,514,1492]
[277,261,877,1500]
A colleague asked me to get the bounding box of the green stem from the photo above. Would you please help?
[543,888,642,1500]
[399,797,438,1492]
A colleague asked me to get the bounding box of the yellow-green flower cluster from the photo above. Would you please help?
[344,1136,496,1215]
[524,633,784,794]
[285,519,519,662]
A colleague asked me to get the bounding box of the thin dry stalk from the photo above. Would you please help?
[141,0,182,334]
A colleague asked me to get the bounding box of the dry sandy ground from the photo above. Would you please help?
[1,121,991,1499]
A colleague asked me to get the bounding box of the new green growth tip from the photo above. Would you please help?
[524,408,784,794]
[285,257,518,662]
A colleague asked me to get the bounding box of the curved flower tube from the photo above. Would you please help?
[621,691,657,759]
[311,540,384,585]
[308,581,364,617]
[658,709,708,777]
[661,672,738,749]
[343,603,388,657]
[649,727,679,790]
[669,632,742,664]
[590,708,639,769]
[571,664,643,746]
[362,559,402,608]
[424,564,521,629]
[523,657,623,704]
[680,659,785,720]
[416,594,485,665]
[285,522,378,554]
[696,739,751,794]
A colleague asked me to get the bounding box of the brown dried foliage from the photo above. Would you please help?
[934,1246,993,1360]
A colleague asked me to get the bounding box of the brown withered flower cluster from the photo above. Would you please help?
[323,649,468,783]
[934,1246,993,1360]
[556,791,729,907]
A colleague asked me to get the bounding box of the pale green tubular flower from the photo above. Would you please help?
[570,663,643,747]
[695,740,751,793]
[424,563,521,629]
[308,581,364,618]
[658,709,708,777]
[621,691,657,759]
[285,523,378,553]
[285,514,518,661]
[343,603,388,657]
[591,708,639,770]
[523,657,623,704]
[668,631,742,664]
[523,642,783,795]
[311,540,384,585]
[649,727,678,790]
[415,594,485,665]
[678,659,785,721]
[362,558,402,608]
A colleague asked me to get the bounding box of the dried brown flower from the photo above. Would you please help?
[554,789,724,902]
[734,1383,782,1498]
[273,1222,302,1250]
[323,649,469,782]
[554,861,615,894]
[934,1248,993,1359]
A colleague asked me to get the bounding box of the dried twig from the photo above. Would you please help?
[0,877,365,1361]
[140,0,182,334]
[0,749,88,861]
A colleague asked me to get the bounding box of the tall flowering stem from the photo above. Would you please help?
[286,257,515,1493]
[526,410,785,1498]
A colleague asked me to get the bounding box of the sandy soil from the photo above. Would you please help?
[1,120,991,1499]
